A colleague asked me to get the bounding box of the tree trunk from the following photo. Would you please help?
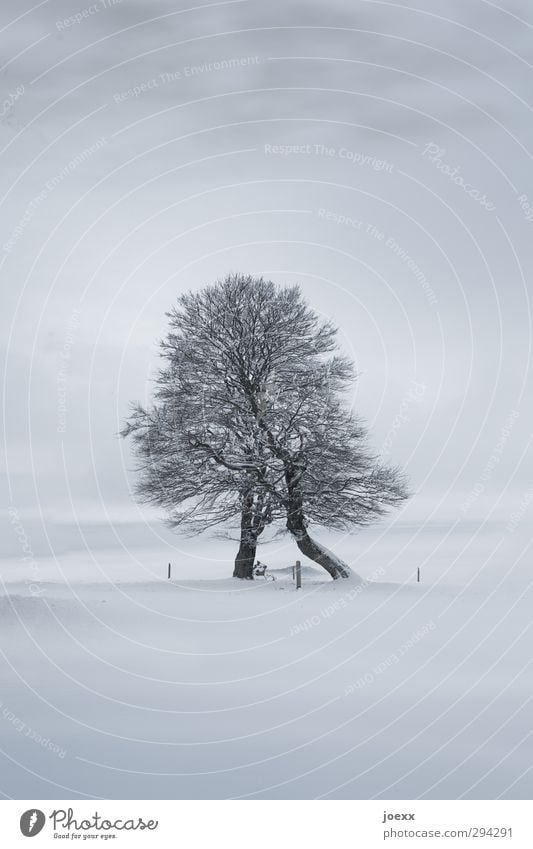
[233,538,257,579]
[285,472,353,580]
[298,535,347,578]
[290,526,352,579]
[233,488,257,579]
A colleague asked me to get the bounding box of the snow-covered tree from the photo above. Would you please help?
[121,401,277,579]
[122,274,408,580]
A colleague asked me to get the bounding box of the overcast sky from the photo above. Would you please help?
[2,0,533,560]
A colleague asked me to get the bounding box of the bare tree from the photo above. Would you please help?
[121,403,277,579]
[122,274,408,580]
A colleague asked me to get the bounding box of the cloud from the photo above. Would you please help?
[1,0,531,534]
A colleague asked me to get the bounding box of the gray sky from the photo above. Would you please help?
[2,0,533,548]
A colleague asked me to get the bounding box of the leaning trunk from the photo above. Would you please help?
[290,524,352,580]
[285,473,353,580]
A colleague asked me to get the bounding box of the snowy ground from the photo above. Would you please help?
[0,543,531,800]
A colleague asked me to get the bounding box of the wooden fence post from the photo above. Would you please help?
[168,562,172,580]
[296,560,301,590]
[417,567,420,583]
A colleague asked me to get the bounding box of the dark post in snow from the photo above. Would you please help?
[295,560,301,590]
[417,567,420,583]
[168,562,172,580]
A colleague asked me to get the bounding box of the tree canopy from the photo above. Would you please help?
[122,274,408,579]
